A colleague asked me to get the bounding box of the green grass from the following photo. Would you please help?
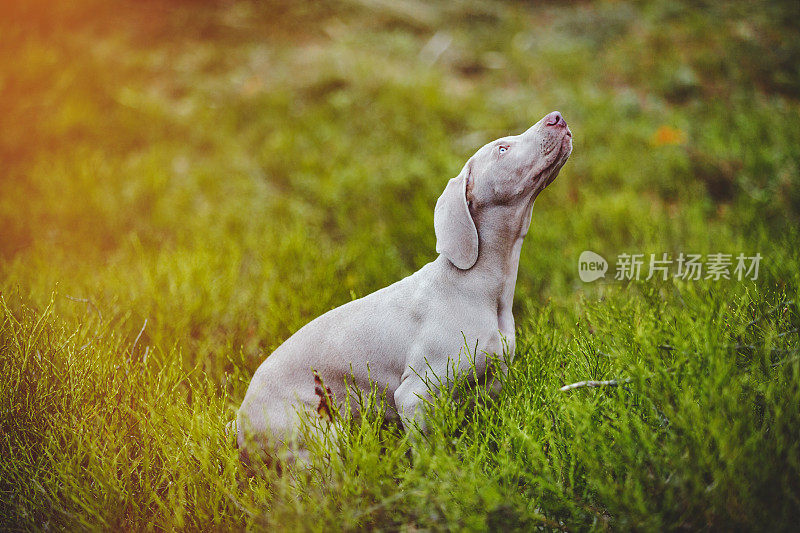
[1,0,799,530]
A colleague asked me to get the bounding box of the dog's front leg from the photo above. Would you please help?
[393,375,432,440]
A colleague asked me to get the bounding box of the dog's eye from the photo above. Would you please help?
[498,145,508,153]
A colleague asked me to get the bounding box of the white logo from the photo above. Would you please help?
[579,251,608,282]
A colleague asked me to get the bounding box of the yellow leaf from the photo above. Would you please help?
[651,125,686,146]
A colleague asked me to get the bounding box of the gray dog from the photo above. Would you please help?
[237,111,572,466]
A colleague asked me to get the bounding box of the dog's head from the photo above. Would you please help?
[434,111,573,269]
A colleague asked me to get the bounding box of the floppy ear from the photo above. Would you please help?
[434,161,479,269]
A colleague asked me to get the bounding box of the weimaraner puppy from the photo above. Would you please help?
[237,111,572,466]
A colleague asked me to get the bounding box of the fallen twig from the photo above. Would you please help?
[560,378,631,392]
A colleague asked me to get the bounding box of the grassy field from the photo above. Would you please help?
[1,0,799,530]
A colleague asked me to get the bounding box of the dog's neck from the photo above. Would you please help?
[436,193,536,337]
[473,196,535,335]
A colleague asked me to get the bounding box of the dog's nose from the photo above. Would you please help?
[545,111,566,128]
